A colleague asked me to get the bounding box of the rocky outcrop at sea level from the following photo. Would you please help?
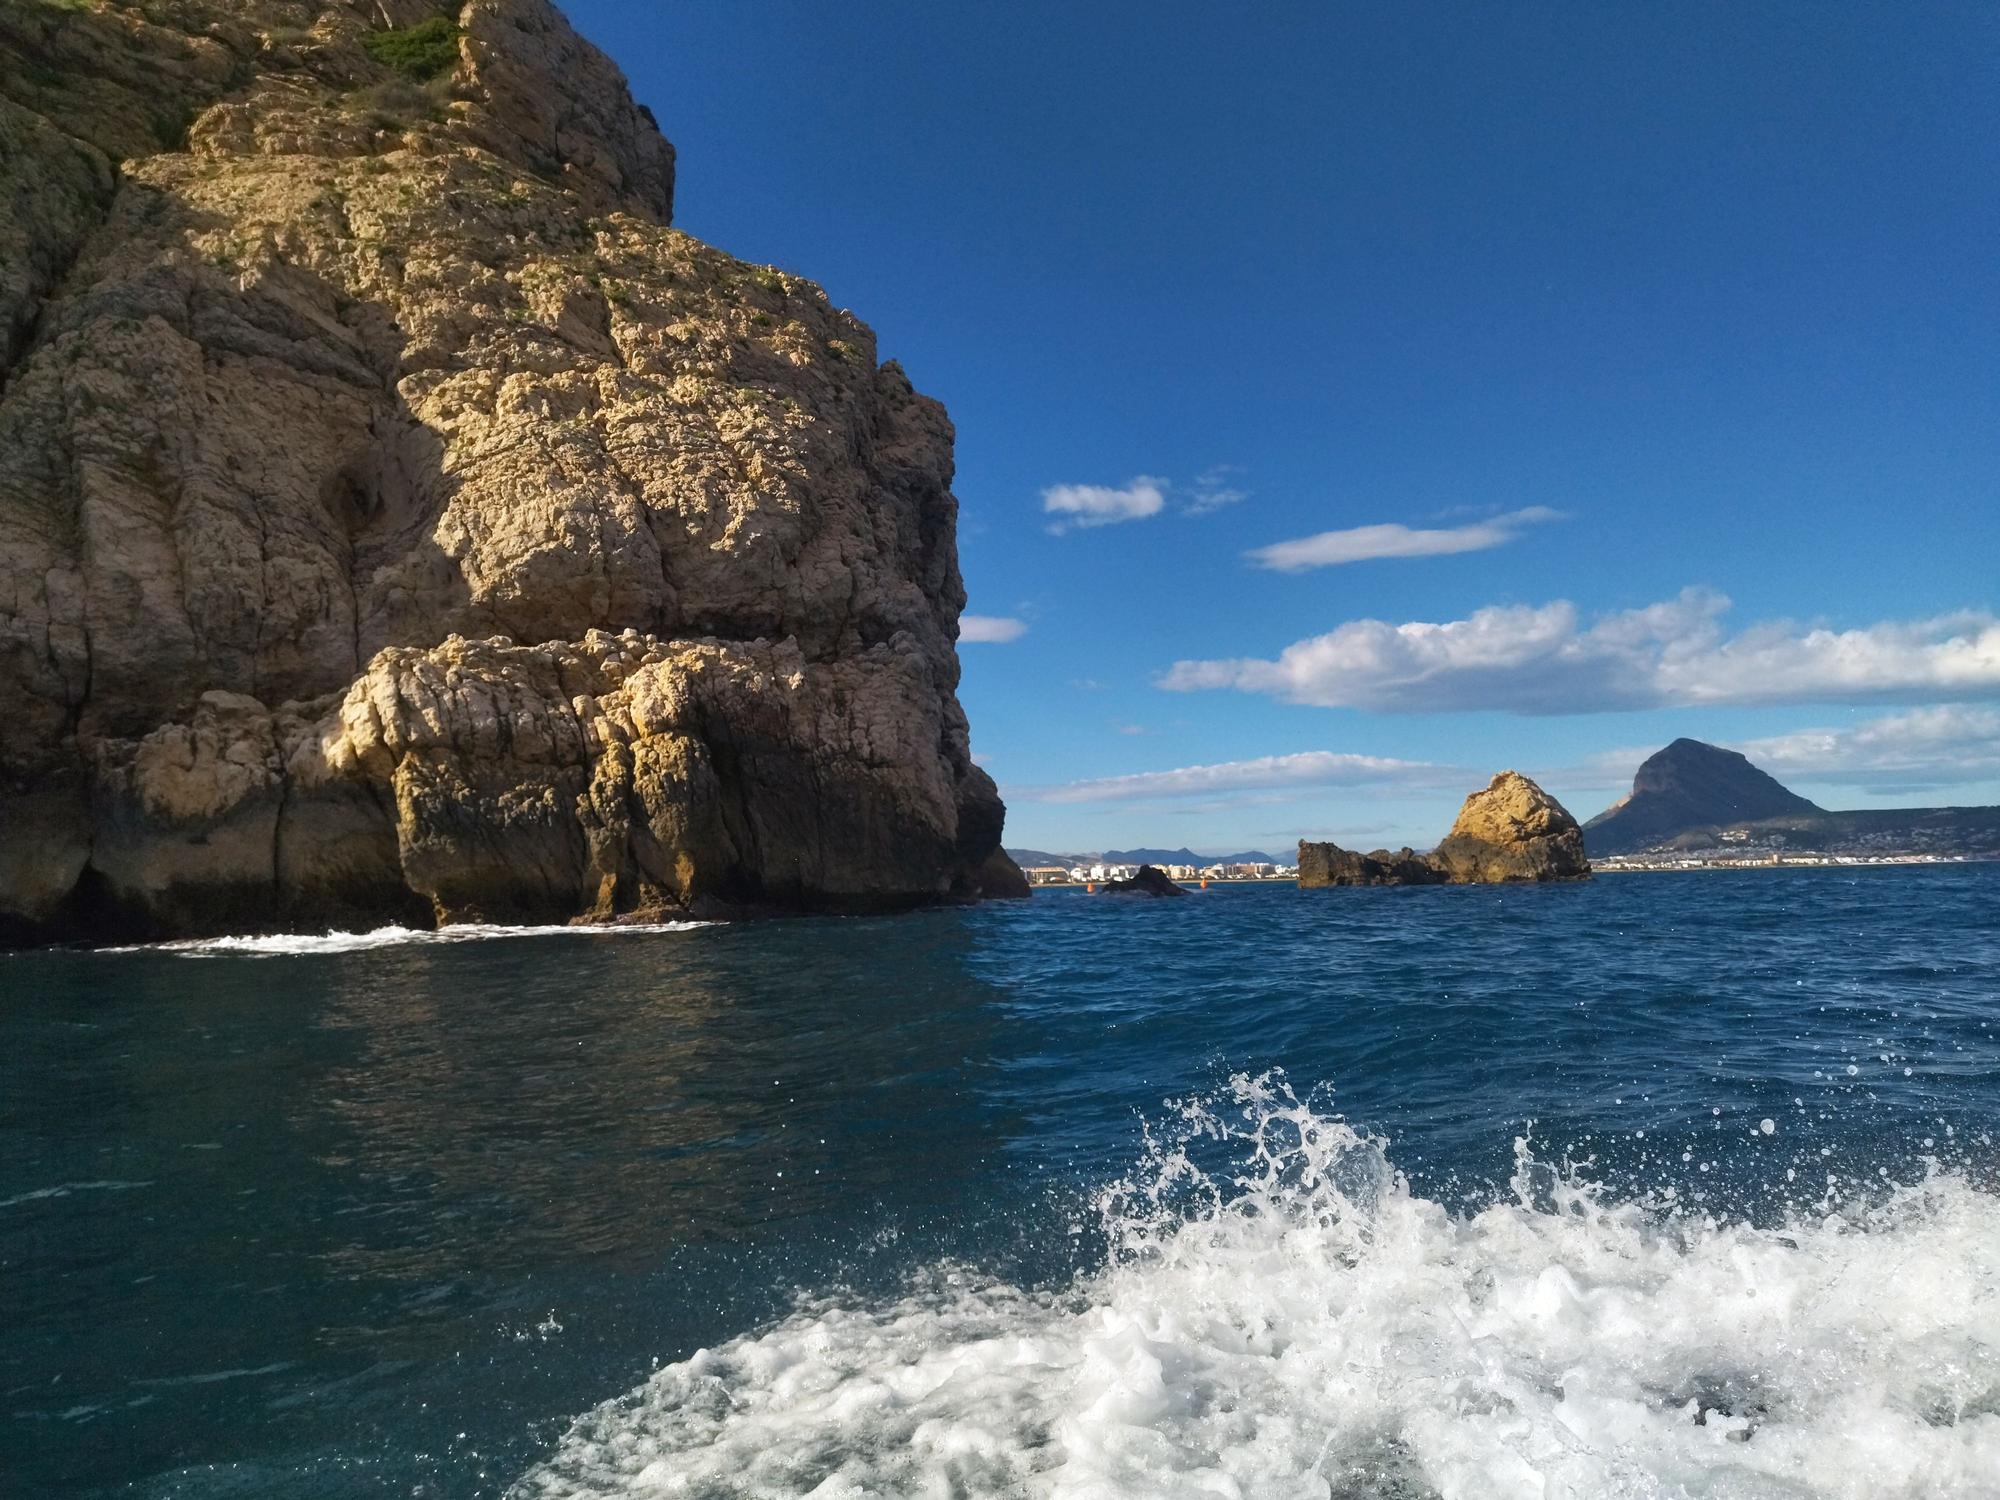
[1299,771,1592,887]
[0,0,1022,942]
[1095,865,1188,898]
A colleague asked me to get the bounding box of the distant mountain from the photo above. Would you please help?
[1104,848,1282,866]
[1583,738,2000,858]
[1584,739,1819,853]
[1004,846,1282,868]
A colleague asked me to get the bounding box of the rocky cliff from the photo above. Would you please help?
[1300,771,1592,886]
[0,0,1021,941]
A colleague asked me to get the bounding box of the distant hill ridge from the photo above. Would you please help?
[1584,738,2000,858]
[1006,847,1282,868]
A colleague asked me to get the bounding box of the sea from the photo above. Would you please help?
[3,865,1998,1499]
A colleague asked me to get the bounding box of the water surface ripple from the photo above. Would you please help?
[2,867,1996,1497]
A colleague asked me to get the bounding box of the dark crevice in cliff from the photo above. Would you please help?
[0,159,118,406]
[270,761,291,894]
[43,395,94,741]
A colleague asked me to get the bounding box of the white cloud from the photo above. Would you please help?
[1185,465,1250,516]
[1246,506,1562,572]
[1015,750,1453,805]
[1042,476,1166,534]
[1541,705,2000,801]
[1162,589,2000,715]
[1737,705,2000,792]
[960,614,1028,644]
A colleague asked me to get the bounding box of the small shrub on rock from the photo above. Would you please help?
[362,16,461,81]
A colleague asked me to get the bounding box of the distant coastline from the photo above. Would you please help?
[1020,737,2000,887]
[1594,852,1990,874]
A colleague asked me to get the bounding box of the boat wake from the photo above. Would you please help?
[513,1073,2000,1499]
[104,920,708,958]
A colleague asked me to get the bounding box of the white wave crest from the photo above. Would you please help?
[110,920,707,958]
[513,1073,2000,1499]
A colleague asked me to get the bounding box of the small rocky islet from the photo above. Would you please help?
[1093,864,1189,898]
[1299,771,1593,887]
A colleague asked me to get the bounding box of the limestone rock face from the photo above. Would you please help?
[0,0,1018,940]
[1299,771,1591,888]
[1429,771,1592,883]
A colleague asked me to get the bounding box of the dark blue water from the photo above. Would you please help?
[4,867,1997,1497]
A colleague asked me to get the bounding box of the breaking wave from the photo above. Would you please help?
[106,920,708,958]
[513,1073,2000,1499]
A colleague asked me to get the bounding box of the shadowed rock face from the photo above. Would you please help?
[1299,772,1591,887]
[1295,845,1445,887]
[1095,865,1187,898]
[0,0,1021,942]
[1583,738,1821,856]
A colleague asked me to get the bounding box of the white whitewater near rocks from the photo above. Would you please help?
[513,1074,2000,1500]
[103,921,708,958]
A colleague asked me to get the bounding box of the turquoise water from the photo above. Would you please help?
[3,867,1998,1497]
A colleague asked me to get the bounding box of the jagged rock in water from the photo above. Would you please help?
[1295,844,1445,887]
[1429,771,1593,882]
[0,0,1023,942]
[1299,771,1591,888]
[1096,864,1187,897]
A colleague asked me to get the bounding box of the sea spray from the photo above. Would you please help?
[97,920,709,958]
[513,1073,2000,1499]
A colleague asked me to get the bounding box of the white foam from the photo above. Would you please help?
[107,920,708,957]
[0,1178,153,1209]
[513,1074,2000,1499]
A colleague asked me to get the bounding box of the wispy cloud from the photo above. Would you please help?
[960,614,1028,644]
[1184,464,1250,517]
[1246,506,1563,572]
[1162,589,2000,714]
[1042,469,1252,532]
[1042,477,1166,534]
[1552,704,2000,806]
[1738,705,2000,793]
[1014,750,1454,805]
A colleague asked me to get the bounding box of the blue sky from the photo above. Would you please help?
[569,1,1999,853]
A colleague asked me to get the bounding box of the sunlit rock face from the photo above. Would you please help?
[0,0,1019,940]
[1300,771,1592,887]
